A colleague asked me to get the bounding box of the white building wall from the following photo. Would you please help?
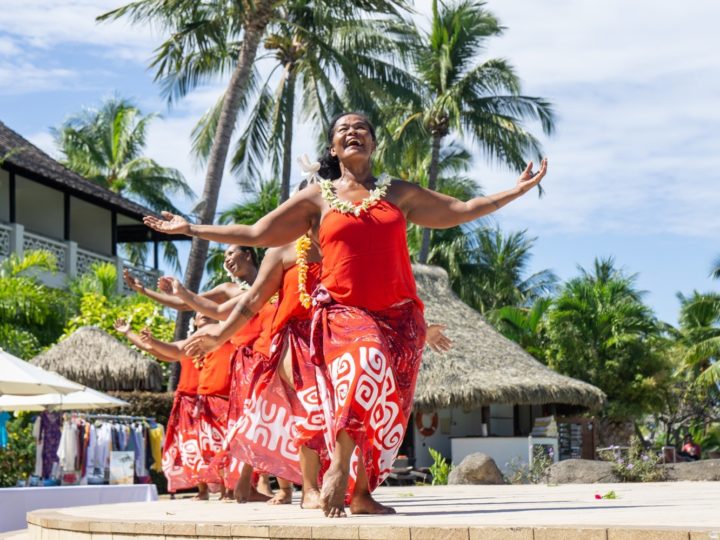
[15,175,63,239]
[70,196,112,255]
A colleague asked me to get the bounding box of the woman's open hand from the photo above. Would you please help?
[516,158,548,194]
[143,211,191,235]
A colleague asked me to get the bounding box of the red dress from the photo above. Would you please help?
[194,341,234,490]
[226,263,325,485]
[162,357,200,492]
[309,200,426,496]
[208,303,277,490]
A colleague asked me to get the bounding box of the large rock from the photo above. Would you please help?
[664,459,720,481]
[547,459,619,484]
[448,453,504,485]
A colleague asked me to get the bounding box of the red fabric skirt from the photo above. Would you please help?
[195,394,229,491]
[161,392,199,493]
[224,319,330,485]
[308,295,425,496]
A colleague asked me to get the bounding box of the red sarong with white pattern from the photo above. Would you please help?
[308,199,426,496]
[225,263,329,485]
[208,304,276,489]
[309,295,425,495]
[162,391,199,492]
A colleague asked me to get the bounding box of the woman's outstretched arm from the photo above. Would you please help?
[183,246,288,357]
[144,186,320,247]
[402,159,547,228]
[114,319,179,362]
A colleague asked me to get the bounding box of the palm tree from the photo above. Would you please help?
[545,257,666,419]
[0,251,73,359]
[53,97,194,270]
[392,0,555,263]
[493,297,552,360]
[447,226,557,316]
[710,256,720,280]
[675,291,720,389]
[191,0,416,202]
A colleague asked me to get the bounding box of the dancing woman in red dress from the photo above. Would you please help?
[176,235,327,508]
[145,112,547,516]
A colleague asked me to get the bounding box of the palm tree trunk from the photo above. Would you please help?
[169,1,274,391]
[418,133,443,264]
[280,66,297,203]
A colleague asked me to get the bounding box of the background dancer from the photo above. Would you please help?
[144,112,547,517]
[137,314,233,500]
[113,316,203,497]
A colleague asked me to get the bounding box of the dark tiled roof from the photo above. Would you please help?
[0,120,156,219]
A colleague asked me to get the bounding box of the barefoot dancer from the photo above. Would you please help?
[138,315,234,499]
[144,112,547,516]
[113,317,203,496]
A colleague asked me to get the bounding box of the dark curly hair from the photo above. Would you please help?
[317,112,376,180]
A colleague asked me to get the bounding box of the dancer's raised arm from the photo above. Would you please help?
[144,187,320,247]
[183,246,288,357]
[124,269,236,311]
[114,319,178,362]
[400,159,547,228]
[166,277,242,321]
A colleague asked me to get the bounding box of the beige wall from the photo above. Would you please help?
[0,169,9,222]
[70,196,112,255]
[15,175,63,239]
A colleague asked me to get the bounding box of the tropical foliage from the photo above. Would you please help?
[544,258,668,419]
[0,251,73,359]
[53,97,194,270]
[388,0,555,262]
[674,291,720,388]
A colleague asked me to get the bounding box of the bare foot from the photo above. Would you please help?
[301,488,322,509]
[267,487,293,505]
[349,492,396,515]
[320,464,349,518]
[235,483,272,504]
[192,484,209,501]
[256,474,274,498]
[218,486,231,501]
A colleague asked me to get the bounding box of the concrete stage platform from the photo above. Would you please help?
[25,483,720,540]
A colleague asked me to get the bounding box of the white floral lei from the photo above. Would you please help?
[297,154,391,217]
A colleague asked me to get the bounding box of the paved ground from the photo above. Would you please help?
[24,482,720,539]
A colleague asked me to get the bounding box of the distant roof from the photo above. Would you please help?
[0,120,155,220]
[31,326,164,392]
[414,265,606,413]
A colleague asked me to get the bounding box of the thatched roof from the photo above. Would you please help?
[31,326,163,392]
[413,265,606,412]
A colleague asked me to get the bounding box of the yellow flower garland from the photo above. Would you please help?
[295,235,313,309]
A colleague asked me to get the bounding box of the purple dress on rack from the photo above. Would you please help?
[40,411,62,478]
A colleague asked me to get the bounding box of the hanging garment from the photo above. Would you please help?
[32,416,43,477]
[40,411,62,479]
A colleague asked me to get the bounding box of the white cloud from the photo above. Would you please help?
[0,0,158,62]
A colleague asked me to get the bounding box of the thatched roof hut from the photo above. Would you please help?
[413,265,605,413]
[31,326,163,392]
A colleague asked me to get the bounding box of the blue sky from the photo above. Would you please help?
[1,0,718,325]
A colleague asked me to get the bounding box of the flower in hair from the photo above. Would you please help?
[297,154,321,183]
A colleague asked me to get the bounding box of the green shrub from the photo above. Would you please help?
[0,413,36,487]
[428,447,452,485]
[599,437,666,482]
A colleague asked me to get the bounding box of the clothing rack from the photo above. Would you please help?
[82,413,156,423]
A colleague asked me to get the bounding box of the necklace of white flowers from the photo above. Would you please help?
[297,154,391,217]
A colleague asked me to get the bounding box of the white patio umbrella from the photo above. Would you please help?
[0,348,84,396]
[0,385,129,411]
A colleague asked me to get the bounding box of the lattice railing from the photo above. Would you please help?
[23,232,67,272]
[76,248,114,277]
[122,262,160,294]
[0,223,10,258]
